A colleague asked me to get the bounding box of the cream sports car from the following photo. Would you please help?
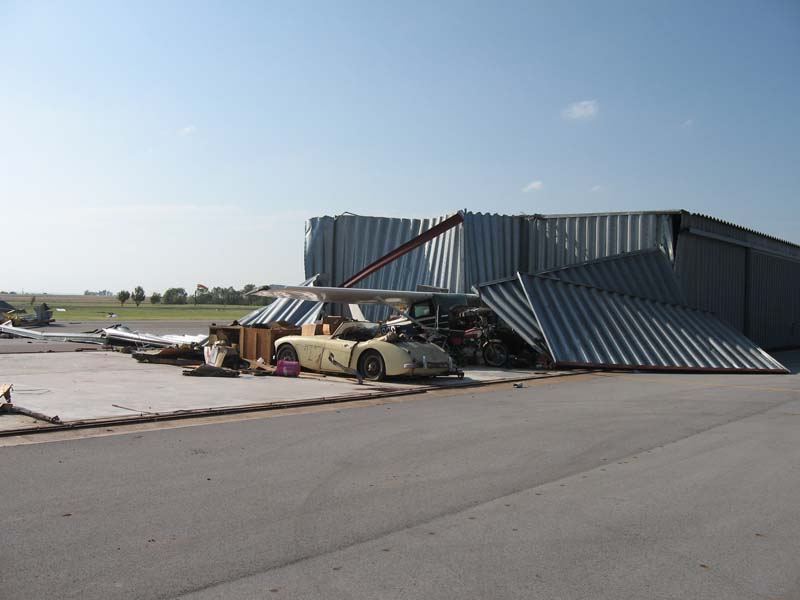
[274,322,461,381]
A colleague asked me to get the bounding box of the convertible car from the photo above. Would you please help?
[274,322,461,381]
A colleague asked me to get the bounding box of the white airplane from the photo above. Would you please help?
[248,284,481,331]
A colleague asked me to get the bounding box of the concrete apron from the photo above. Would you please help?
[0,352,572,435]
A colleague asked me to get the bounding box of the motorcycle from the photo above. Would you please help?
[465,325,509,367]
[442,307,510,367]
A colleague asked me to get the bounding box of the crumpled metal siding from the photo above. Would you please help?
[521,275,787,373]
[239,276,323,326]
[526,212,675,273]
[473,276,546,354]
[539,248,686,305]
[475,249,684,356]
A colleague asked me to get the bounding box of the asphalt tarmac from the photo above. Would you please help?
[1,353,799,599]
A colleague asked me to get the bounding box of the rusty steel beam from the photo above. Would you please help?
[340,212,464,288]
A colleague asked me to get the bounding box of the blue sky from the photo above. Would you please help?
[2,1,798,293]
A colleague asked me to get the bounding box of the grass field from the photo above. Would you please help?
[0,295,258,322]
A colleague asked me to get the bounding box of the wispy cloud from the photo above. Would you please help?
[561,100,599,121]
[590,185,602,193]
[179,125,197,136]
[681,118,694,128]
[522,180,543,192]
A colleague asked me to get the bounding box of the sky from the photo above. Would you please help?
[2,0,798,294]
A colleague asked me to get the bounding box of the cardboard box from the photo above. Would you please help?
[231,324,302,363]
[301,323,325,337]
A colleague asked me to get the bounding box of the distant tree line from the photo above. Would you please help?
[113,285,271,307]
[115,286,145,307]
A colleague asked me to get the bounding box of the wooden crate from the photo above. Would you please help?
[240,326,301,363]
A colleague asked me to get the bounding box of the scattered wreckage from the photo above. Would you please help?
[0,301,55,327]
[0,314,464,383]
[0,321,207,349]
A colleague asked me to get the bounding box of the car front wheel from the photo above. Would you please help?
[276,344,299,363]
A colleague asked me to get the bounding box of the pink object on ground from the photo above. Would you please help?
[275,360,301,377]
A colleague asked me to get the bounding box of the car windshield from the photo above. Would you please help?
[333,322,381,342]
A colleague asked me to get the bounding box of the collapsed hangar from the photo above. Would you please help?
[303,210,800,350]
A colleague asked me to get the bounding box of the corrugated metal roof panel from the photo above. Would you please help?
[474,276,546,354]
[477,250,684,357]
[539,248,686,305]
[239,276,323,326]
[521,275,787,373]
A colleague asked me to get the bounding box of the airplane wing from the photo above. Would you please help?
[248,285,437,307]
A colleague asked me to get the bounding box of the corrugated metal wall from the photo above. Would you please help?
[526,212,674,272]
[306,211,675,294]
[304,217,335,284]
[747,252,800,348]
[674,233,747,330]
[305,213,464,292]
[462,211,675,289]
[463,213,525,287]
[305,213,464,320]
[682,213,800,260]
[675,213,800,349]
